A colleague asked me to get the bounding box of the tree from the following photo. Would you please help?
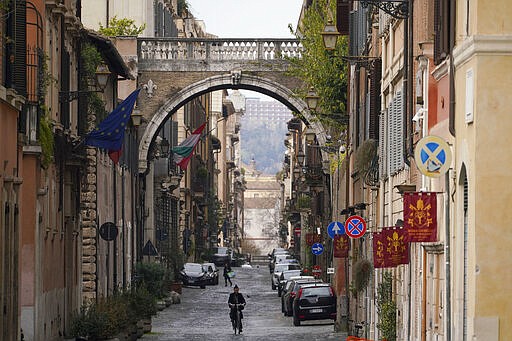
[287,0,349,132]
[98,16,146,37]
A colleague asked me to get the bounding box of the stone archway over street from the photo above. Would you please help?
[135,37,329,173]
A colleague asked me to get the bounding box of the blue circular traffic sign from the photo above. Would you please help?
[345,215,367,239]
[327,221,345,239]
[311,243,324,255]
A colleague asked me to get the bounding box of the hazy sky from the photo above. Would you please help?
[187,0,303,38]
[187,0,304,99]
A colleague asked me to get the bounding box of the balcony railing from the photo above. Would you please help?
[138,38,302,61]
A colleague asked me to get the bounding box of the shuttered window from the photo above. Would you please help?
[60,49,70,129]
[379,109,387,179]
[388,90,404,175]
[5,0,27,96]
[369,59,382,140]
[336,0,350,36]
[349,5,369,56]
[434,0,451,65]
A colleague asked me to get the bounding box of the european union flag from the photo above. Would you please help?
[84,88,141,152]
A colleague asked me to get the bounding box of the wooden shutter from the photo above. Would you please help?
[60,48,70,129]
[434,0,450,65]
[395,90,404,173]
[5,0,27,95]
[349,11,357,56]
[379,109,387,179]
[336,0,350,36]
[369,59,382,140]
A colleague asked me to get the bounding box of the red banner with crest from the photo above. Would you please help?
[334,234,350,258]
[305,233,322,246]
[373,227,409,268]
[403,192,437,242]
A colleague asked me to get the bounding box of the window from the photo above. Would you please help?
[388,89,404,175]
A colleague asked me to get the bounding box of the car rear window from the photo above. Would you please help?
[301,286,332,297]
[283,270,301,279]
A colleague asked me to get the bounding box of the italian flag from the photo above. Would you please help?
[172,122,207,170]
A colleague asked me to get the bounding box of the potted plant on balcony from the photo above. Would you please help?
[296,195,311,211]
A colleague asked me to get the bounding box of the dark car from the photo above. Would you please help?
[277,270,302,297]
[282,278,322,316]
[180,263,208,288]
[211,247,232,266]
[202,262,219,285]
[292,283,337,326]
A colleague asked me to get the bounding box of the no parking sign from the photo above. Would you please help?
[345,215,367,239]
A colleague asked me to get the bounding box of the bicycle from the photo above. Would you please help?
[229,303,245,334]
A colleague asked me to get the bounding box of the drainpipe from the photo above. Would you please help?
[113,165,118,289]
[402,8,410,167]
[446,0,456,339]
[405,1,414,339]
[122,165,126,289]
[445,171,451,341]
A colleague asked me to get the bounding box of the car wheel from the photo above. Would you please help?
[215,277,219,285]
[200,285,206,289]
[271,282,276,290]
[278,288,282,297]
[293,313,301,326]
[281,300,285,313]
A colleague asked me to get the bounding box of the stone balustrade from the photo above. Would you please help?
[138,38,303,61]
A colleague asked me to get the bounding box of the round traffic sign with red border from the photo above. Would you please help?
[345,215,367,239]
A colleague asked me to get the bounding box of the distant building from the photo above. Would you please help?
[244,97,293,126]
[243,160,281,253]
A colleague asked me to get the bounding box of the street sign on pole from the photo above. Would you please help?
[327,221,345,239]
[311,243,324,255]
[345,215,367,239]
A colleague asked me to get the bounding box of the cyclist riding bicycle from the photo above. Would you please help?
[228,284,246,333]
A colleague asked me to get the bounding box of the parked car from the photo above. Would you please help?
[268,249,289,273]
[269,253,293,273]
[202,262,219,285]
[280,276,315,311]
[210,247,232,266]
[271,263,301,290]
[180,263,208,288]
[282,278,322,316]
[277,270,302,297]
[292,283,337,326]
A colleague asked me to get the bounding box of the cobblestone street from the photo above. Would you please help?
[143,265,347,340]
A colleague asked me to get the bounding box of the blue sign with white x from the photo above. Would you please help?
[311,243,324,255]
[414,135,452,178]
[327,221,345,239]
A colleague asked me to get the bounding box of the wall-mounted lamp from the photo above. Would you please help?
[321,20,339,50]
[296,151,306,166]
[305,88,319,111]
[59,63,111,103]
[131,108,143,127]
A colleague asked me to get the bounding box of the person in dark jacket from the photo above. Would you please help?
[223,262,233,286]
[228,285,246,332]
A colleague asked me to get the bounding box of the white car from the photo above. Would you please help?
[271,263,301,290]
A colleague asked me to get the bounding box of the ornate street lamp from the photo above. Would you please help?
[321,20,339,51]
[131,108,143,127]
[305,88,320,111]
[296,150,305,166]
[59,63,111,103]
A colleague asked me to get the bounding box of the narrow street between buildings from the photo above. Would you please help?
[143,265,346,340]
